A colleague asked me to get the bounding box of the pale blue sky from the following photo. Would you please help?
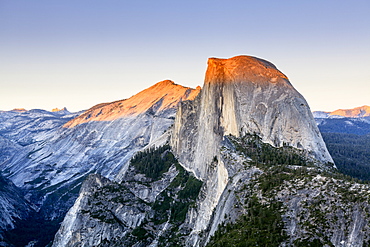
[1,0,369,112]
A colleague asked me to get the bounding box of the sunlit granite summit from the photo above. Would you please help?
[50,55,370,247]
[172,55,333,179]
[170,55,334,245]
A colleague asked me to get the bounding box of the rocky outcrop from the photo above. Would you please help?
[52,147,203,247]
[50,55,370,247]
[171,55,334,245]
[172,56,332,179]
[64,80,200,128]
[0,174,33,245]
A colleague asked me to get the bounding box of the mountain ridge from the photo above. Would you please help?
[0,80,200,246]
[313,105,370,118]
[1,55,369,247]
[64,80,201,128]
[170,55,334,245]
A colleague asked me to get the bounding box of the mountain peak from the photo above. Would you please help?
[313,105,370,118]
[52,107,68,112]
[172,55,333,179]
[156,79,175,86]
[64,80,201,128]
[330,105,370,118]
[11,108,27,112]
[205,55,288,85]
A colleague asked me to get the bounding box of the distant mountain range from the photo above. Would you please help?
[313,105,370,118]
[0,55,369,247]
[313,106,370,136]
[0,80,200,246]
[311,105,370,183]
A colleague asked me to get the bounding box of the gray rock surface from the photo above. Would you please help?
[52,148,202,247]
[172,56,332,179]
[202,135,370,247]
[171,56,334,244]
[51,56,370,247]
[0,80,200,220]
[0,173,33,245]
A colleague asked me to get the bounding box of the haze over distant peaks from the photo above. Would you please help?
[64,80,201,128]
[52,107,68,112]
[331,105,370,118]
[11,108,27,112]
[313,105,370,118]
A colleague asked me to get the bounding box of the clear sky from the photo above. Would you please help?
[1,0,369,112]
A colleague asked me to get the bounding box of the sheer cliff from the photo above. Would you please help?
[52,146,203,247]
[172,56,332,180]
[170,56,333,244]
[0,81,200,246]
[1,81,200,214]
[50,55,370,247]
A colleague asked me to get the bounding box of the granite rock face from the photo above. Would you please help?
[52,147,203,247]
[50,56,370,247]
[203,135,370,247]
[171,55,334,245]
[172,56,332,179]
[0,81,200,221]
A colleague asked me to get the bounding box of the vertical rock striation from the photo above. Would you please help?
[171,55,333,245]
[49,55,370,247]
[172,56,332,178]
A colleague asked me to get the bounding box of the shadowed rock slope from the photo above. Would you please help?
[51,55,370,247]
[0,174,33,246]
[0,81,200,246]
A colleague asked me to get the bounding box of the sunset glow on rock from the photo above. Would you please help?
[330,105,370,118]
[205,56,289,85]
[64,80,200,128]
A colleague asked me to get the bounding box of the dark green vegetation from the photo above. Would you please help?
[234,133,308,167]
[130,144,177,180]
[322,132,370,181]
[316,116,370,181]
[152,169,202,225]
[207,197,287,247]
[131,146,203,246]
[207,133,370,246]
[81,145,203,246]
[317,117,370,135]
